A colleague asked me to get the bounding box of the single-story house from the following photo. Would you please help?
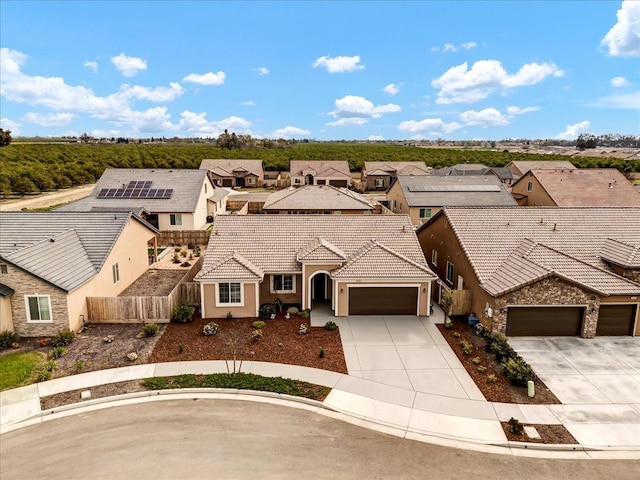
[289,160,351,187]
[360,161,431,191]
[431,164,514,185]
[0,212,157,337]
[387,175,517,226]
[510,168,640,206]
[262,185,374,214]
[505,160,575,180]
[417,207,640,337]
[199,159,264,188]
[56,168,215,230]
[195,215,437,318]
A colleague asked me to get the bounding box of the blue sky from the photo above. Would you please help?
[1,1,638,141]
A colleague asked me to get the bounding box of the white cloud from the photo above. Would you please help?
[431,41,478,53]
[506,106,540,115]
[443,43,458,52]
[611,76,631,87]
[273,126,310,138]
[90,129,121,137]
[252,67,270,76]
[118,82,184,102]
[601,0,640,57]
[84,61,98,73]
[461,42,477,50]
[368,135,384,141]
[23,112,76,126]
[111,53,147,77]
[398,118,462,136]
[175,111,252,137]
[383,83,402,96]
[326,117,369,127]
[182,71,226,85]
[330,95,400,122]
[312,55,364,73]
[555,120,591,140]
[1,48,28,80]
[0,117,21,135]
[460,108,510,127]
[591,91,640,109]
[241,100,255,106]
[432,60,564,104]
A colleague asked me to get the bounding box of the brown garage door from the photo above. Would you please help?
[329,179,349,187]
[596,305,637,336]
[348,287,417,315]
[506,307,584,336]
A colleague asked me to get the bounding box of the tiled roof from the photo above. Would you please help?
[396,175,517,207]
[432,164,491,176]
[199,159,264,177]
[199,251,264,280]
[431,207,640,296]
[363,162,431,177]
[0,284,15,297]
[196,215,434,281]
[515,169,640,207]
[289,160,351,178]
[263,185,373,211]
[332,241,434,278]
[507,160,576,176]
[56,168,210,214]
[0,212,155,291]
[600,238,640,268]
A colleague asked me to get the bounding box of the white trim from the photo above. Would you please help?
[346,283,421,316]
[200,282,206,318]
[215,282,244,307]
[112,263,120,284]
[446,261,454,284]
[25,294,53,323]
[599,302,639,336]
[307,270,332,310]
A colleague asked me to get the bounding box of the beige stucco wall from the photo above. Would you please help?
[511,173,556,206]
[202,282,258,319]
[334,280,431,317]
[303,264,342,310]
[158,212,195,230]
[0,296,14,332]
[259,274,302,306]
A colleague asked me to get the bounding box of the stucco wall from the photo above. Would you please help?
[158,212,196,230]
[303,264,342,310]
[202,282,258,319]
[511,173,556,206]
[259,274,302,306]
[192,176,213,228]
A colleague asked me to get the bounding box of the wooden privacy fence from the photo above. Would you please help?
[157,230,210,246]
[451,289,472,316]
[179,282,200,306]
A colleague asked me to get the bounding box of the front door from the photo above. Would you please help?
[236,177,245,187]
[305,174,314,185]
[313,274,326,301]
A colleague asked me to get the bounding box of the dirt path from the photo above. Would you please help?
[0,184,95,211]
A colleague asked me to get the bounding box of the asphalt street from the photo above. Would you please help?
[1,400,638,480]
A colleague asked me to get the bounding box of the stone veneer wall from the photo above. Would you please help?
[4,264,70,337]
[491,277,599,338]
[621,269,640,284]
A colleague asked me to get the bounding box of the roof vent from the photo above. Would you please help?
[49,238,55,242]
[608,183,613,189]
[553,223,557,231]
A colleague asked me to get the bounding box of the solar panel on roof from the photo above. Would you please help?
[97,189,108,198]
[407,185,502,192]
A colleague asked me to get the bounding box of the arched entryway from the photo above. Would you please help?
[305,173,314,185]
[309,272,332,310]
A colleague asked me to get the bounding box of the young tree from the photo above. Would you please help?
[0,128,12,147]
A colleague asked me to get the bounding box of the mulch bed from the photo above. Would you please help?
[118,270,187,296]
[40,380,146,410]
[501,422,578,444]
[148,312,348,374]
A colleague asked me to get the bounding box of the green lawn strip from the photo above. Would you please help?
[142,373,331,401]
[0,351,45,390]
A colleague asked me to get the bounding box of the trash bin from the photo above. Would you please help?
[467,313,479,326]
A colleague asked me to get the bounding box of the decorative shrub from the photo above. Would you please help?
[226,311,233,319]
[319,347,325,358]
[287,307,299,315]
[51,329,76,347]
[171,302,195,323]
[299,324,308,335]
[75,361,84,372]
[487,374,497,383]
[301,311,310,320]
[501,357,533,386]
[174,246,182,252]
[471,356,481,365]
[126,352,138,362]
[477,365,487,373]
[453,331,461,338]
[487,333,515,362]
[172,252,181,264]
[49,346,68,359]
[251,329,263,341]
[142,322,159,337]
[252,321,266,329]
[37,370,52,382]
[203,322,219,336]
[460,339,473,356]
[507,417,524,435]
[43,360,58,372]
[181,261,191,267]
[0,330,19,350]
[444,320,454,330]
[324,321,338,331]
[180,249,187,257]
[178,343,185,354]
[440,290,453,314]
[103,335,115,343]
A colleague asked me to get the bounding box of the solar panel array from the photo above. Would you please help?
[96,180,173,199]
[407,185,502,192]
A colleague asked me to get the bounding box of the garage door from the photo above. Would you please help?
[596,305,637,336]
[348,287,417,315]
[506,307,584,336]
[329,179,348,187]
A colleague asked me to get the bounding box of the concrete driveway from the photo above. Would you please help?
[331,312,484,400]
[508,337,640,405]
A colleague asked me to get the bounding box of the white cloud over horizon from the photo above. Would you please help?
[0,117,21,135]
[398,118,462,136]
[23,112,76,126]
[431,41,478,53]
[460,108,510,126]
[312,55,364,73]
[182,71,226,85]
[252,66,270,76]
[83,61,98,73]
[432,60,564,104]
[368,134,384,141]
[383,83,402,96]
[241,100,255,106]
[175,111,252,137]
[273,126,310,138]
[327,95,400,126]
[601,0,640,57]
[111,53,147,77]
[555,120,591,140]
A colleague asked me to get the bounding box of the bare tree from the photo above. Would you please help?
[221,324,248,375]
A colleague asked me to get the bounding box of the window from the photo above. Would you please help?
[431,250,438,266]
[218,282,242,304]
[25,295,52,322]
[375,179,384,187]
[446,261,454,284]
[271,274,294,293]
[0,264,7,274]
[527,181,533,192]
[170,214,182,226]
[294,178,301,185]
[419,208,432,219]
[393,200,397,209]
[112,263,120,284]
[248,177,256,184]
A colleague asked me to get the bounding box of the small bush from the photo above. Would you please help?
[507,417,524,435]
[174,246,182,252]
[251,329,263,341]
[0,330,19,350]
[126,352,138,362]
[487,374,497,383]
[501,357,532,386]
[252,321,266,329]
[171,302,195,323]
[471,356,481,365]
[103,335,115,343]
[36,370,52,382]
[181,261,191,267]
[460,339,473,356]
[487,333,515,362]
[319,347,325,358]
[301,311,310,319]
[226,311,233,319]
[299,324,308,335]
[287,306,299,315]
[142,322,159,337]
[51,329,76,347]
[43,360,58,372]
[180,249,187,257]
[477,365,487,373]
[75,360,84,372]
[172,252,181,264]
[203,322,219,336]
[444,321,454,330]
[178,343,185,354]
[142,377,168,390]
[453,331,461,338]
[49,346,68,359]
[324,321,338,331]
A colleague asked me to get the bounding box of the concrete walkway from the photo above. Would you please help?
[2,306,639,457]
